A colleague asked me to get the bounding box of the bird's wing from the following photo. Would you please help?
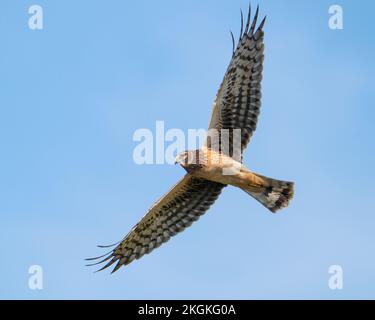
[206,5,266,154]
[87,175,225,273]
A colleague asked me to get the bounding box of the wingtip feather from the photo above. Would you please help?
[249,5,260,35]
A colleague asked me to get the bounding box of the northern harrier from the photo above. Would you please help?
[87,4,294,273]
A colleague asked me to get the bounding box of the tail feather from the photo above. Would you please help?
[243,174,294,213]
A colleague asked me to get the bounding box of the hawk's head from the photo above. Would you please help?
[175,150,205,172]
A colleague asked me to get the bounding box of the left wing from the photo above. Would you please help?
[87,175,225,273]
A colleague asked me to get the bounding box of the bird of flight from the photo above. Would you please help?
[87,4,294,273]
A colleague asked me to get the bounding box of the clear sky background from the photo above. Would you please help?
[1,0,374,299]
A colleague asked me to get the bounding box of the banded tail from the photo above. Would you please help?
[243,173,294,213]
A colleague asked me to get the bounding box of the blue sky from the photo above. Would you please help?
[1,0,374,299]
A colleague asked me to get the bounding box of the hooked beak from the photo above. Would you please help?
[175,153,184,165]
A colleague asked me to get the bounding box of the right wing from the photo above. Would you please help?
[206,5,266,155]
